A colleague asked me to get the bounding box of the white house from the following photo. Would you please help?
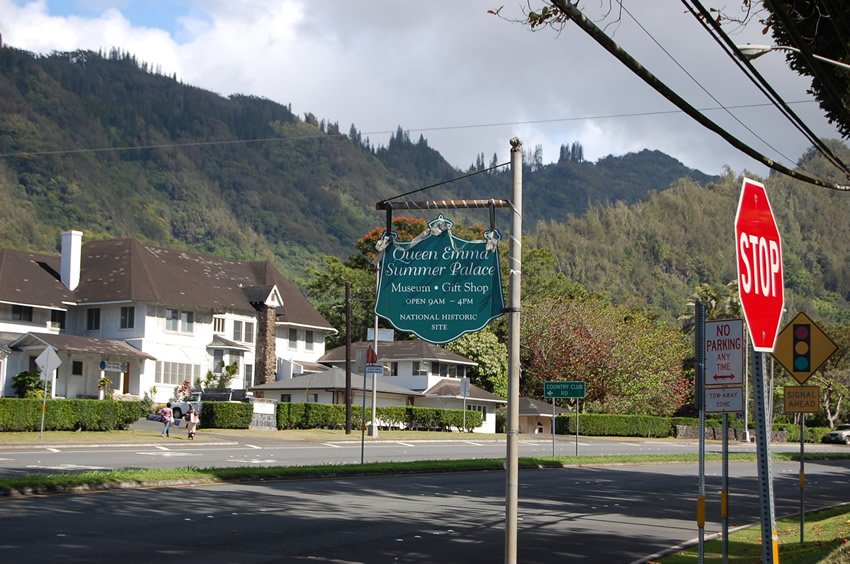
[0,231,336,402]
[318,340,506,433]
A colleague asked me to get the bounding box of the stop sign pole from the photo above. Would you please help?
[735,177,783,563]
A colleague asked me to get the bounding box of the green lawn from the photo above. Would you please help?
[660,504,850,563]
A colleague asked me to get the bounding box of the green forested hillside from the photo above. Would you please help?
[532,142,850,323]
[3,45,847,327]
[0,46,714,281]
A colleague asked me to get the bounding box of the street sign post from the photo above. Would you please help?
[543,381,586,399]
[735,177,783,563]
[773,312,837,384]
[544,381,586,458]
[35,347,62,439]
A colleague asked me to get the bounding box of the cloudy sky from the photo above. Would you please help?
[0,0,843,177]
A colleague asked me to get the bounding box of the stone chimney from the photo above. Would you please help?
[60,230,82,290]
[255,304,277,385]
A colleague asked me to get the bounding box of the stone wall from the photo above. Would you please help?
[249,398,278,431]
[675,425,788,442]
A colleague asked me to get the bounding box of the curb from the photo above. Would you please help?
[0,441,240,450]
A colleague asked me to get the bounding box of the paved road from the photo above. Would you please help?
[2,458,849,563]
[2,419,844,476]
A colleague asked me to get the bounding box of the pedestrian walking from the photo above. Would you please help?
[185,404,199,440]
[158,402,174,437]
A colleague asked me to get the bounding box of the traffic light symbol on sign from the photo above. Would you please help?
[793,324,811,373]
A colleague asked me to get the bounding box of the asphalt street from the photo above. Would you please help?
[1,458,849,563]
[1,418,842,476]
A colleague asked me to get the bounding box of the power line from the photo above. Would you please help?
[549,0,848,191]
[683,0,850,180]
[620,1,802,173]
[0,101,817,161]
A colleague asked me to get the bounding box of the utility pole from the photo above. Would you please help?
[505,137,522,564]
[345,281,352,434]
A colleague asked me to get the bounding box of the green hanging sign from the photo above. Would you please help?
[374,216,504,344]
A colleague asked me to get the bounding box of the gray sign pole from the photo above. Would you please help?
[505,137,522,564]
[372,145,518,562]
[722,412,729,563]
[551,398,556,457]
[695,302,706,564]
[575,400,580,457]
[752,349,779,562]
[800,415,805,544]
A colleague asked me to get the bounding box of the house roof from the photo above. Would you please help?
[423,379,506,404]
[21,237,334,330]
[10,332,156,361]
[0,249,73,309]
[250,366,421,396]
[207,335,250,351]
[518,396,570,417]
[320,340,476,366]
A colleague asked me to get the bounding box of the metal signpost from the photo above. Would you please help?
[735,178,784,563]
[35,347,61,439]
[703,318,745,562]
[374,138,521,563]
[773,311,837,545]
[544,381,586,457]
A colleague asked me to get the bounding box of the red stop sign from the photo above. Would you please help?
[735,178,784,352]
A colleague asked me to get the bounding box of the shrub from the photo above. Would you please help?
[0,398,147,431]
[12,370,48,399]
[556,413,673,437]
[199,401,253,429]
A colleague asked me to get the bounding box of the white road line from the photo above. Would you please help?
[323,443,342,448]
[155,445,169,451]
[246,444,262,449]
[463,441,484,446]
[46,448,60,453]
[395,442,415,447]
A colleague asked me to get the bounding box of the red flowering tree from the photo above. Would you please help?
[523,298,690,416]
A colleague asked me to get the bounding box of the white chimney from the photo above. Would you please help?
[60,230,82,291]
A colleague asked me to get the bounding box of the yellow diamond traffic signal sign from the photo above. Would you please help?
[772,312,837,384]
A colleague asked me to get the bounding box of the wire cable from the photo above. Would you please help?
[620,1,803,173]
[549,0,848,191]
[381,161,510,204]
[0,102,815,161]
[684,0,850,180]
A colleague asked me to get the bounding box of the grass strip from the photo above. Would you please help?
[5,451,850,496]
[660,504,850,563]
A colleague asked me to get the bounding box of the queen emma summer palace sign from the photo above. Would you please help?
[374,215,504,344]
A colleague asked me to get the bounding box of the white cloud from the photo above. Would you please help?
[0,0,843,178]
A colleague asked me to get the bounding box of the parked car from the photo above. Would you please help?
[824,424,850,444]
[170,389,249,419]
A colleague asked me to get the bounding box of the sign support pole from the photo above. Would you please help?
[505,138,522,564]
[752,349,779,563]
[551,398,556,457]
[722,413,729,563]
[575,400,580,457]
[800,415,805,544]
[695,302,706,564]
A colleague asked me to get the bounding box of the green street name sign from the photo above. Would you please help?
[544,381,586,399]
[374,216,504,344]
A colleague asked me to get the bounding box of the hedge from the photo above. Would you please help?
[275,403,482,432]
[199,401,253,429]
[775,423,833,444]
[0,398,148,431]
[556,413,674,438]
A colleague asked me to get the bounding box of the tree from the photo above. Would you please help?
[810,322,850,428]
[444,330,508,398]
[523,298,690,415]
